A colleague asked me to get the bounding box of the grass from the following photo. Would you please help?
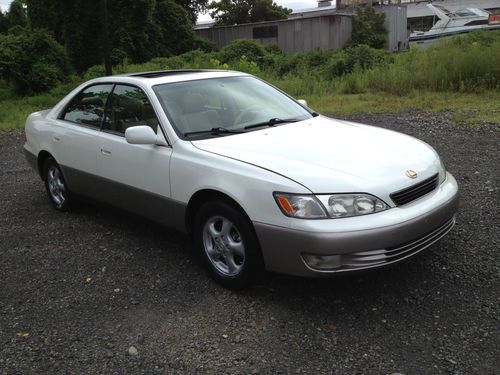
[306,91,500,125]
[0,81,77,131]
[0,90,63,131]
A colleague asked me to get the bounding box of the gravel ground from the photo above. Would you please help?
[0,111,498,374]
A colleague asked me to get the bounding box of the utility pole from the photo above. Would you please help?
[102,0,113,76]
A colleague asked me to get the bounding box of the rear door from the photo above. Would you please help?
[54,84,114,195]
[95,84,175,224]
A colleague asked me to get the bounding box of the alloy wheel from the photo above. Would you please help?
[202,216,245,276]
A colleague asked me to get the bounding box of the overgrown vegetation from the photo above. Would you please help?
[0,28,71,94]
[0,0,205,76]
[350,6,387,49]
[24,0,198,71]
[1,31,499,130]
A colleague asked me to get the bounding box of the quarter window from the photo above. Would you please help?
[62,84,113,127]
[104,85,159,134]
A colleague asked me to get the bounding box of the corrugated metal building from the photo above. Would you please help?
[196,5,408,52]
[197,13,353,53]
[379,5,408,51]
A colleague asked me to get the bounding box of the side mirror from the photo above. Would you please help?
[298,99,308,107]
[125,126,157,145]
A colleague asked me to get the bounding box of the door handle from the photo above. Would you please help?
[101,148,112,156]
[53,136,61,142]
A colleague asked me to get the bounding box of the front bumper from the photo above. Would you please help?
[254,174,459,277]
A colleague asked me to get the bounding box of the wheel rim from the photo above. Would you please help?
[47,166,66,207]
[202,216,245,276]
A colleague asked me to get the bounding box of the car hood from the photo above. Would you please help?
[191,116,441,196]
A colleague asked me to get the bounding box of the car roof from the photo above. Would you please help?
[91,69,250,87]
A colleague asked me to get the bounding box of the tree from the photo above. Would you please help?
[109,0,157,64]
[7,0,28,29]
[25,0,65,40]
[0,10,8,34]
[24,0,197,72]
[350,6,387,49]
[174,0,209,23]
[250,0,290,23]
[25,0,102,71]
[154,0,196,57]
[209,0,291,26]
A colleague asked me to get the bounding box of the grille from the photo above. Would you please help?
[339,217,455,271]
[390,173,439,206]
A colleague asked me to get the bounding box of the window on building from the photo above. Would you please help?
[252,26,278,39]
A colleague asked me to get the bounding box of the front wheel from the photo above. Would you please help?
[194,201,264,289]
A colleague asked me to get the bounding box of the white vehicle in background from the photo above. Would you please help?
[410,4,500,48]
[24,70,459,289]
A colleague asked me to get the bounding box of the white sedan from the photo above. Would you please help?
[24,70,459,289]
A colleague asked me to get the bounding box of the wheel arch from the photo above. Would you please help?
[37,150,54,180]
[185,189,253,236]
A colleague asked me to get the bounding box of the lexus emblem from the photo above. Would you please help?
[406,170,418,179]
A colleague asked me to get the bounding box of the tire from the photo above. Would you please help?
[43,157,75,211]
[194,201,264,290]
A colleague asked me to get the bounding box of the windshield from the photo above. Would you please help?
[153,76,313,139]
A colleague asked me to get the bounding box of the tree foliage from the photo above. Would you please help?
[24,0,196,72]
[350,6,387,49]
[0,10,8,34]
[7,0,28,29]
[209,0,291,26]
[218,39,265,63]
[175,0,209,22]
[0,28,71,94]
[153,0,197,57]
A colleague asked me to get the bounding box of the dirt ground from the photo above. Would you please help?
[0,111,498,374]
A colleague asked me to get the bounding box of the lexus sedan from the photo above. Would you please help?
[24,70,459,289]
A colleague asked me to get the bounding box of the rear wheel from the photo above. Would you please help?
[194,201,263,289]
[43,157,75,211]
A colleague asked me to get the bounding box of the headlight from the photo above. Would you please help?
[274,193,389,219]
[274,193,327,219]
[316,194,389,218]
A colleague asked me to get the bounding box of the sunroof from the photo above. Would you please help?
[128,69,226,78]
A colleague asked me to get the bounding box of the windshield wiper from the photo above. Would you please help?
[184,127,245,137]
[244,117,302,130]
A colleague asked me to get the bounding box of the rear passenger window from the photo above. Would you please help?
[62,84,113,127]
[104,85,159,134]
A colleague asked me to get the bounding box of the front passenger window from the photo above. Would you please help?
[104,85,159,135]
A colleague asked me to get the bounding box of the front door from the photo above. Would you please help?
[96,84,175,225]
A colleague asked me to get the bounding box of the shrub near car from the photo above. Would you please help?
[24,70,459,289]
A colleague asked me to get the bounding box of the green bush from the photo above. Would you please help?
[83,65,107,81]
[345,44,393,71]
[263,43,282,55]
[273,53,303,76]
[6,29,500,101]
[0,28,71,94]
[111,48,128,66]
[193,36,218,53]
[304,49,329,69]
[350,6,387,49]
[218,39,266,64]
[323,51,349,79]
